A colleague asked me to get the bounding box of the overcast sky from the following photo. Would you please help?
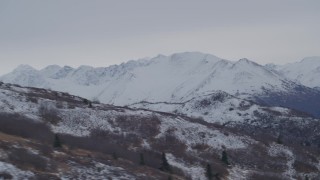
[0,0,319,75]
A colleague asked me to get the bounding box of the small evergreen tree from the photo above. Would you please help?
[277,134,283,144]
[206,164,213,180]
[83,99,89,105]
[139,153,145,165]
[168,175,173,180]
[88,102,93,108]
[112,152,118,160]
[305,175,309,180]
[221,150,229,165]
[53,134,62,148]
[160,152,171,172]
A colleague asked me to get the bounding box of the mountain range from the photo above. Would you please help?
[1,52,320,117]
[0,52,320,179]
[0,81,319,179]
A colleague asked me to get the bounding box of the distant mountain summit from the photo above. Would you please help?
[1,64,48,87]
[1,52,320,117]
[271,56,320,88]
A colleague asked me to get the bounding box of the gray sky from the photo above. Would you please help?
[0,0,319,75]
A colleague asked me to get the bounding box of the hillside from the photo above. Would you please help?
[0,82,319,179]
[0,131,173,180]
[2,52,320,117]
[268,56,320,89]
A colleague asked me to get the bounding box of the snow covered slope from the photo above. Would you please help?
[129,91,310,125]
[1,65,49,88]
[0,82,319,179]
[0,52,296,103]
[270,56,320,88]
[1,52,320,117]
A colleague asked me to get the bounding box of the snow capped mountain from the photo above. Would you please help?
[0,52,291,102]
[1,52,320,117]
[273,56,320,88]
[1,65,48,88]
[40,65,62,78]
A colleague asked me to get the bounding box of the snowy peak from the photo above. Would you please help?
[234,58,263,69]
[190,57,289,98]
[50,66,74,79]
[40,65,62,78]
[13,64,37,72]
[236,58,254,64]
[169,51,221,63]
[148,52,223,68]
[0,52,318,111]
[264,63,278,70]
[0,64,47,87]
[275,56,320,88]
[300,56,320,63]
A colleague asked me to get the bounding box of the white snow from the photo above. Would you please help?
[0,89,41,120]
[0,65,48,88]
[0,52,298,106]
[60,161,135,180]
[268,56,320,88]
[0,161,34,180]
[130,91,305,125]
[268,143,296,180]
[0,72,318,179]
[156,116,252,150]
[166,153,206,180]
[227,166,249,180]
[0,83,255,152]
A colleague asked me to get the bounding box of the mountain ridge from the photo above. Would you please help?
[1,52,320,117]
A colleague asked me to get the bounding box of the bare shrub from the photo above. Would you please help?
[8,148,49,171]
[0,172,13,179]
[91,129,142,148]
[60,133,141,164]
[39,102,61,124]
[293,160,318,173]
[34,173,60,180]
[191,143,210,151]
[90,128,111,138]
[26,96,38,103]
[0,113,55,143]
[198,99,213,107]
[56,101,64,109]
[115,115,161,138]
[150,134,187,157]
[61,131,191,177]
[37,143,54,157]
[68,103,76,109]
[229,144,287,173]
[238,101,252,111]
[249,172,286,180]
